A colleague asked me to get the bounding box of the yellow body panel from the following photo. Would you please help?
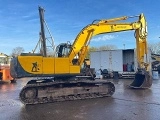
[54,58,70,73]
[18,56,43,74]
[18,56,80,75]
[42,57,54,74]
[70,66,80,73]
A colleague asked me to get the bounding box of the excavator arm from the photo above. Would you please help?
[58,13,151,88]
[68,14,148,70]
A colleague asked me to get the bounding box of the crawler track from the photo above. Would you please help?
[20,79,115,105]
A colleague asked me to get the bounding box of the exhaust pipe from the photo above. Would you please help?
[129,69,152,88]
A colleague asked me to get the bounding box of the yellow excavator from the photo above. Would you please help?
[10,7,152,104]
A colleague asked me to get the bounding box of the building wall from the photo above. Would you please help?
[90,50,123,72]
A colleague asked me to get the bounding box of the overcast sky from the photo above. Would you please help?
[0,0,160,55]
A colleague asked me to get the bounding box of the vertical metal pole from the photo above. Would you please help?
[39,6,47,57]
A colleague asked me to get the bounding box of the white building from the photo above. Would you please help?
[90,49,151,78]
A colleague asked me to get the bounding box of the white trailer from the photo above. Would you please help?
[90,49,138,78]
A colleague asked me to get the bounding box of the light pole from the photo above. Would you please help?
[123,44,125,49]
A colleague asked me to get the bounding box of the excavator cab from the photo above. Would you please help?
[55,43,71,57]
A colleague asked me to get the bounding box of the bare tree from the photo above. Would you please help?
[86,45,117,58]
[86,46,97,58]
[11,47,24,57]
[46,48,54,57]
[149,42,160,54]
[98,45,117,51]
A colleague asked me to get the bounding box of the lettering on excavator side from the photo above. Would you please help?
[31,62,39,72]
[111,25,114,31]
[117,26,127,29]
